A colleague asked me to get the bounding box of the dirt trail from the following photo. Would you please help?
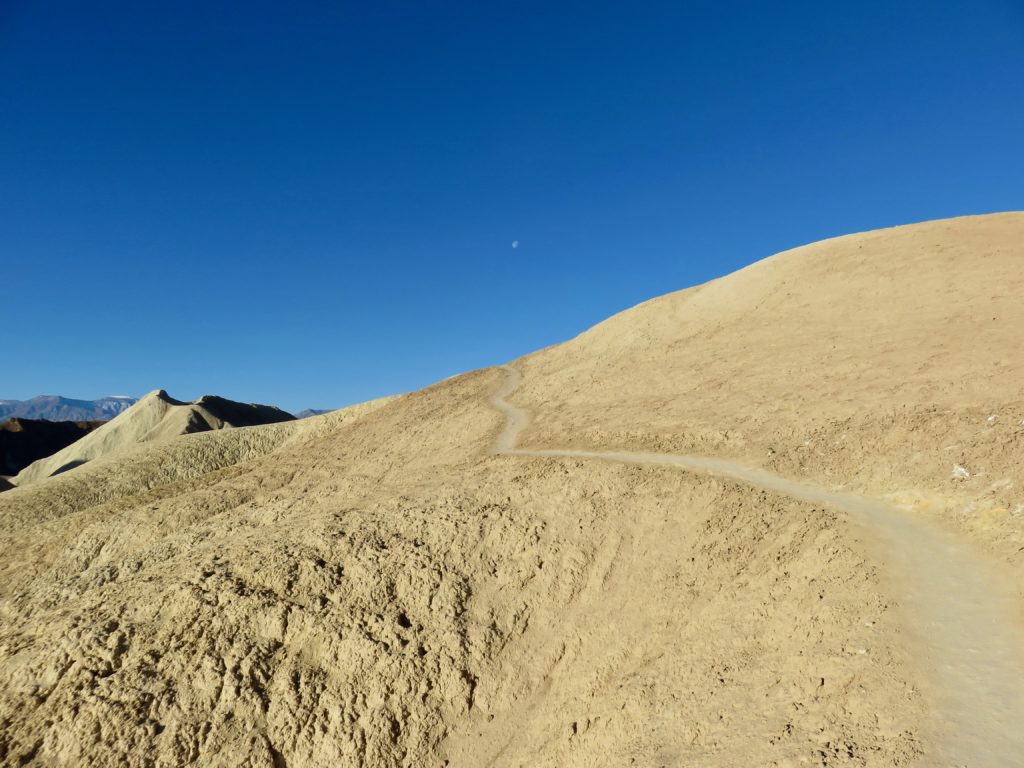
[489,364,1024,767]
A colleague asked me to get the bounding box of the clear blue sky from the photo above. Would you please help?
[3,1,1022,412]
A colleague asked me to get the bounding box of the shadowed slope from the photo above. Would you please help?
[0,418,104,478]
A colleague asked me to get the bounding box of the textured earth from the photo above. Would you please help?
[1,213,1022,767]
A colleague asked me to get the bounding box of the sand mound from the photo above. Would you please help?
[11,390,295,487]
[517,212,1024,530]
[0,397,393,536]
[1,213,1022,767]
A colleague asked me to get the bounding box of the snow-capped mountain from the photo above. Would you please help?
[0,395,139,422]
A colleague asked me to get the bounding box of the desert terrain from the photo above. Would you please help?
[1,212,1022,767]
[10,391,295,488]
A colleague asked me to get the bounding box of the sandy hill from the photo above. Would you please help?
[0,418,104,479]
[516,212,1024,524]
[0,213,1022,768]
[10,390,295,487]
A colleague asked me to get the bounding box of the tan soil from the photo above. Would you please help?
[2,212,1022,767]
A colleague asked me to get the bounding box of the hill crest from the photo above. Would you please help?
[11,390,294,486]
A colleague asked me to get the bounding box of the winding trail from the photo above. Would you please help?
[489,364,1024,767]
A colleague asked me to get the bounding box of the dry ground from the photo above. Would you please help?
[2,213,1023,767]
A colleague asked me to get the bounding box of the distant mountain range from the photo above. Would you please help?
[0,395,138,422]
[296,409,331,419]
[0,395,335,423]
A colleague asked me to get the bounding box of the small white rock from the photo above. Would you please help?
[952,464,971,480]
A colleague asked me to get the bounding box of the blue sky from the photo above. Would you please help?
[2,1,1022,412]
